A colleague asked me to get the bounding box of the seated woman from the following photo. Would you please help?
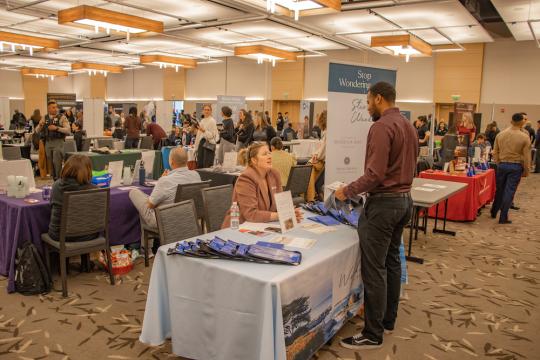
[306,111,327,202]
[222,142,301,227]
[48,154,97,242]
[112,120,125,140]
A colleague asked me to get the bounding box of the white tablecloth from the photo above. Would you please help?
[0,159,36,190]
[140,216,362,360]
[290,139,321,158]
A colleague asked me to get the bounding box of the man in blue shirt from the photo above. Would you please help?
[129,147,201,229]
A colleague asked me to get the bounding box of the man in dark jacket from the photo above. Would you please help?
[124,107,142,149]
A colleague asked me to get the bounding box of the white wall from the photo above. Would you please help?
[303,49,434,103]
[481,39,540,105]
[107,67,164,101]
[72,73,91,100]
[186,62,226,100]
[1,70,23,98]
[48,76,74,94]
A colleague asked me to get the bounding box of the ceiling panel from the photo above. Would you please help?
[491,0,540,41]
[345,31,408,46]
[223,20,310,40]
[0,8,37,26]
[0,55,71,69]
[438,25,493,44]
[299,9,398,34]
[91,36,197,53]
[174,28,257,45]
[410,29,452,45]
[375,1,479,29]
[284,36,347,50]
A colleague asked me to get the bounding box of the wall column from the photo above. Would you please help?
[163,68,186,100]
[22,75,48,117]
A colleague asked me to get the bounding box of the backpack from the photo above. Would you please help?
[14,241,53,295]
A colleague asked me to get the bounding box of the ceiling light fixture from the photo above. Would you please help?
[72,62,123,77]
[58,5,164,41]
[234,45,296,67]
[266,0,340,20]
[20,67,68,81]
[140,55,197,71]
[371,34,432,62]
[0,31,59,56]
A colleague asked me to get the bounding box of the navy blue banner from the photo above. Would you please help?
[328,63,397,94]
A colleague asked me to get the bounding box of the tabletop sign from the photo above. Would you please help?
[223,151,237,170]
[274,190,297,233]
[108,161,124,187]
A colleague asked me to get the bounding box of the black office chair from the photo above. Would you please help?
[285,165,313,205]
[175,181,212,226]
[140,136,153,150]
[201,185,233,233]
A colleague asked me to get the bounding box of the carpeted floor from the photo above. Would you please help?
[1,175,539,360]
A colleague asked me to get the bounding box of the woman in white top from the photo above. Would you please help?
[194,104,219,168]
[307,111,327,202]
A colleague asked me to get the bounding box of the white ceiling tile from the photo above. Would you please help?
[174,28,256,45]
[491,0,540,22]
[410,29,452,45]
[299,9,398,34]
[284,36,347,50]
[345,31,408,46]
[223,20,309,40]
[375,1,479,29]
[438,25,493,44]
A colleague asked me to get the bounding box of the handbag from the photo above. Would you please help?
[202,140,216,152]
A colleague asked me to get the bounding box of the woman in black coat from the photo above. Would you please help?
[235,109,255,150]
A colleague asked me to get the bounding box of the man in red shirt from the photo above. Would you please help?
[336,82,418,350]
[145,121,167,149]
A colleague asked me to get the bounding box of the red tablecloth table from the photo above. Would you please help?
[419,169,496,221]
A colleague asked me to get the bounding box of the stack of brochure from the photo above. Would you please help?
[302,200,360,228]
[167,236,302,265]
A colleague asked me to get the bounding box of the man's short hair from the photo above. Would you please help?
[129,106,137,116]
[270,137,283,150]
[221,106,232,117]
[512,113,524,123]
[47,100,57,106]
[368,82,396,103]
[170,147,188,167]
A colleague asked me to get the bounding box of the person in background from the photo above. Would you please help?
[76,111,84,129]
[276,112,284,132]
[104,110,113,131]
[194,104,219,168]
[72,121,84,151]
[35,101,70,180]
[416,116,430,147]
[129,147,201,254]
[264,110,271,125]
[312,121,322,139]
[306,111,327,202]
[48,154,96,242]
[145,120,167,149]
[485,121,499,146]
[457,112,476,143]
[125,107,142,149]
[235,109,254,150]
[282,122,297,141]
[270,137,296,187]
[534,120,540,173]
[182,119,194,146]
[10,110,27,130]
[468,133,491,159]
[65,108,75,125]
[522,114,535,144]
[112,120,125,140]
[222,142,302,227]
[491,113,531,224]
[30,109,47,178]
[335,82,417,350]
[435,121,448,136]
[120,112,126,126]
[140,110,150,129]
[283,112,290,129]
[168,126,182,146]
[253,112,277,147]
[219,106,236,163]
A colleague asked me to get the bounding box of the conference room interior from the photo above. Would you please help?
[1,0,539,359]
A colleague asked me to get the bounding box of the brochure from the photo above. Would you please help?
[274,191,297,233]
[108,160,124,187]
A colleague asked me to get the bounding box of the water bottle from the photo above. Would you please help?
[139,160,145,185]
[230,202,240,230]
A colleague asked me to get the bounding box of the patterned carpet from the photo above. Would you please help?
[1,175,539,360]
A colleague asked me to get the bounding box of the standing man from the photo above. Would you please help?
[335,82,418,350]
[125,106,142,149]
[491,113,531,224]
[35,101,70,180]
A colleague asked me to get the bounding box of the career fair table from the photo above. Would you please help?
[418,169,496,221]
[66,149,163,180]
[408,178,468,263]
[0,159,36,190]
[0,185,153,293]
[140,215,363,360]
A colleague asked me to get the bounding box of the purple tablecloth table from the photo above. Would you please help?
[0,185,152,293]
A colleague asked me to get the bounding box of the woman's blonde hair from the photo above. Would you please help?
[238,142,267,167]
[462,112,474,128]
[318,110,327,131]
[255,112,268,130]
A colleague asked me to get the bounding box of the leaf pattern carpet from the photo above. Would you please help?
[1,175,539,360]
